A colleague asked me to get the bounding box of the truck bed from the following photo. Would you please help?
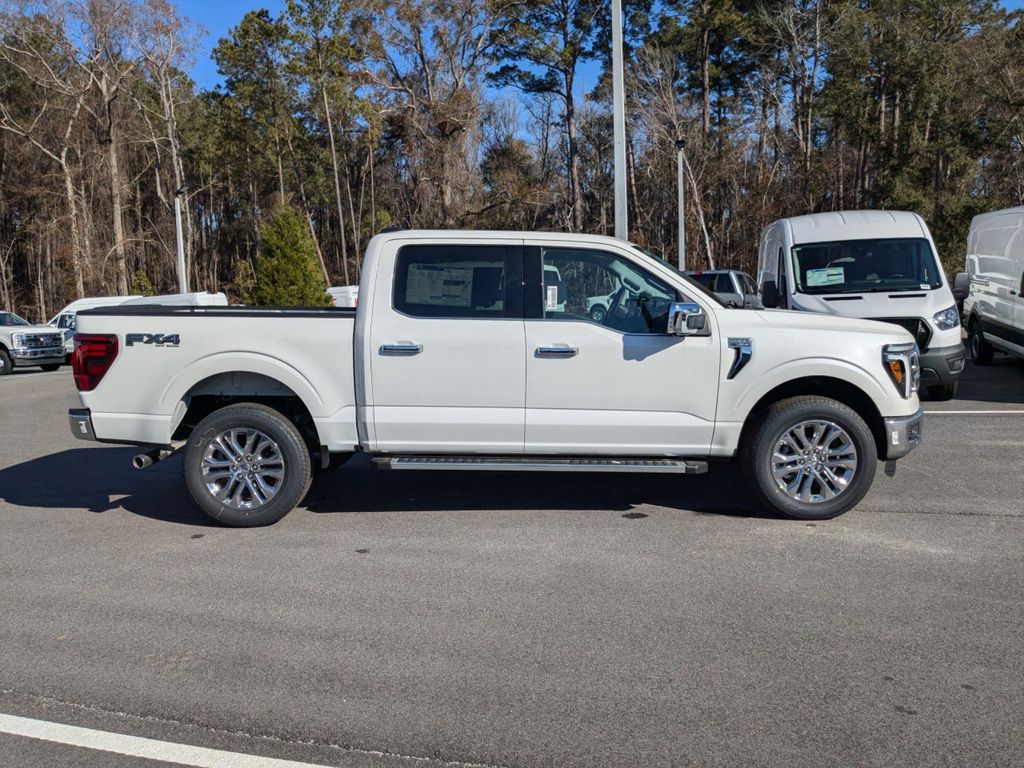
[74,305,359,449]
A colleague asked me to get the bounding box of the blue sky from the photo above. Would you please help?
[179,0,1024,91]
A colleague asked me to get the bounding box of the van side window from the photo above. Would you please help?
[393,245,520,319]
[539,247,680,334]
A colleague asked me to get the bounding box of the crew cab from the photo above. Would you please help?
[69,231,924,526]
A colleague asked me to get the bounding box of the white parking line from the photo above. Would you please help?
[0,713,334,768]
[924,409,1024,415]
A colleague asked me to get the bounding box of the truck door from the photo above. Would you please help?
[523,244,720,455]
[367,241,526,453]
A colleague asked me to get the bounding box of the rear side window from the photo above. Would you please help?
[393,245,521,318]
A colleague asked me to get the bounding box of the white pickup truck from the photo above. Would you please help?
[69,231,924,526]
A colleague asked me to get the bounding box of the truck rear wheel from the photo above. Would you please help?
[741,396,877,520]
[183,403,312,527]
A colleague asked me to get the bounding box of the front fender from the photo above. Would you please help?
[721,355,904,423]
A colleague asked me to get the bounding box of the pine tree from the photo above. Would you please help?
[251,207,331,306]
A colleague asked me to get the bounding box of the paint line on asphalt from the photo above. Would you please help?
[924,409,1024,414]
[0,713,334,768]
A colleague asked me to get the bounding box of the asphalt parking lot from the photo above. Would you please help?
[1,358,1022,768]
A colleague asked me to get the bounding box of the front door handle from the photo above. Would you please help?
[535,346,578,358]
[379,344,423,356]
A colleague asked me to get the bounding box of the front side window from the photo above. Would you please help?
[540,247,681,334]
[792,238,943,294]
[393,245,519,318]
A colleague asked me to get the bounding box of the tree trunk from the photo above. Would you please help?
[107,120,129,296]
[565,81,583,233]
[321,80,350,283]
[61,158,86,299]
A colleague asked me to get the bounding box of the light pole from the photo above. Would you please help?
[611,0,628,241]
[173,186,188,294]
[675,138,686,271]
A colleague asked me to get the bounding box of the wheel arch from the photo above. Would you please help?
[738,376,887,459]
[172,371,321,450]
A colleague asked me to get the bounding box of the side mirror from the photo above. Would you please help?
[667,302,708,336]
[952,272,968,301]
[717,291,743,308]
[761,279,780,309]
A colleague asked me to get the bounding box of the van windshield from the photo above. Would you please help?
[791,238,943,294]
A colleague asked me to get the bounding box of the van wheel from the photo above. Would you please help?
[0,349,12,375]
[741,396,877,520]
[969,321,993,365]
[183,403,312,527]
[40,364,61,372]
[926,382,958,401]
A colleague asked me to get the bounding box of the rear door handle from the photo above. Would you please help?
[536,346,578,358]
[379,344,422,356]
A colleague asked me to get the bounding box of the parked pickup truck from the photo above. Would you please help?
[69,231,924,526]
[1,310,65,374]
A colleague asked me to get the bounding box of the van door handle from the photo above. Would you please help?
[379,344,422,356]
[535,346,578,358]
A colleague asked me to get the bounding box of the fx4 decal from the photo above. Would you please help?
[126,333,180,348]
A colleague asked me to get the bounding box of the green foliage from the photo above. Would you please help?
[233,259,257,305]
[250,207,330,307]
[130,270,156,296]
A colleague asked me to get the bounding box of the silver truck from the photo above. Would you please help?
[0,310,65,374]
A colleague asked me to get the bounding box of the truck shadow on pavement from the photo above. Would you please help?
[0,446,214,526]
[0,448,768,524]
[303,455,769,519]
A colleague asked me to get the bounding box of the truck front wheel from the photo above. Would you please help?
[741,397,878,520]
[183,403,312,527]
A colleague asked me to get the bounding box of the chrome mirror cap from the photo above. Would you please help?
[667,302,707,336]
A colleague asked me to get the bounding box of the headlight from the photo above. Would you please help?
[932,305,960,331]
[883,342,920,399]
[11,333,25,347]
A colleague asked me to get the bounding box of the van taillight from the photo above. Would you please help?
[73,334,118,391]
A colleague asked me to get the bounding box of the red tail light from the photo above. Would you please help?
[73,334,118,391]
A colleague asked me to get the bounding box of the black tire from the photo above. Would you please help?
[0,348,12,376]
[183,403,312,527]
[741,396,878,521]
[926,381,958,401]
[969,320,993,365]
[589,305,607,323]
[40,363,61,372]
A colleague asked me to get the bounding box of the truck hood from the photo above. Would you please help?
[746,308,917,343]
[2,323,63,336]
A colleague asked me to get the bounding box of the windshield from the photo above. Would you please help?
[0,311,29,326]
[629,245,725,306]
[791,238,943,294]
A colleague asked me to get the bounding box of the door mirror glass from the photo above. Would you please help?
[952,271,968,300]
[667,302,707,336]
[761,279,780,309]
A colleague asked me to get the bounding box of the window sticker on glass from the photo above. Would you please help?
[545,284,560,311]
[806,267,845,287]
[406,263,473,306]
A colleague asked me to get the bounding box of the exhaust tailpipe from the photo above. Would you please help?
[132,448,173,470]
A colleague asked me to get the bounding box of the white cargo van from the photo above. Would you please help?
[49,296,142,358]
[757,210,964,400]
[959,206,1024,365]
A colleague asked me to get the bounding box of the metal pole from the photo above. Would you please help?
[611,0,628,241]
[676,139,686,271]
[173,189,188,294]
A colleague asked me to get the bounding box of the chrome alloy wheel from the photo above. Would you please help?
[201,428,285,510]
[770,419,858,504]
